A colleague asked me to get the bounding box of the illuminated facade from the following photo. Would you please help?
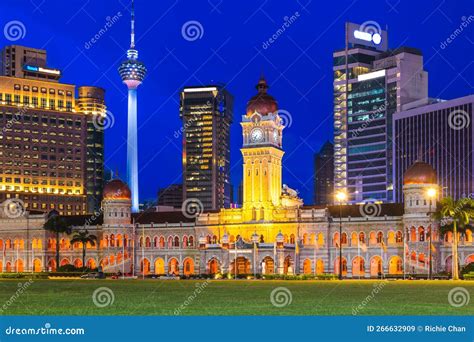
[0,45,105,215]
[118,0,147,213]
[0,77,472,278]
[333,23,428,203]
[180,85,233,210]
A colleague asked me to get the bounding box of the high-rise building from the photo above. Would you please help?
[314,141,334,205]
[76,86,106,212]
[180,85,233,211]
[157,184,183,208]
[394,95,474,201]
[118,0,147,213]
[0,45,105,215]
[333,22,428,203]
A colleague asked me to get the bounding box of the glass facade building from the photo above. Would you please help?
[333,24,428,203]
[180,86,233,210]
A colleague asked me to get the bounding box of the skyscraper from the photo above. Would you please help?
[314,141,334,205]
[333,22,428,203]
[180,85,233,211]
[0,45,105,215]
[394,95,474,201]
[118,0,146,213]
[157,184,183,208]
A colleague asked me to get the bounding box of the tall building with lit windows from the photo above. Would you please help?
[0,45,105,215]
[180,85,233,210]
[333,22,428,203]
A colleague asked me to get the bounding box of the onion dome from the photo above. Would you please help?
[403,161,437,185]
[103,179,131,200]
[276,230,284,243]
[246,76,278,116]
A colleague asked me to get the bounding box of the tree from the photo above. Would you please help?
[43,210,72,271]
[434,197,474,280]
[70,230,97,270]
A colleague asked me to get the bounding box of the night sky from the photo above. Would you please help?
[1,0,472,204]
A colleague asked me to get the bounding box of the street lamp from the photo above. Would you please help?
[427,187,437,280]
[251,231,259,279]
[335,191,347,280]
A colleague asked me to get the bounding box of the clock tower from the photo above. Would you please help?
[241,76,284,214]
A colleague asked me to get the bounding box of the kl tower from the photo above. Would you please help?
[118,0,146,212]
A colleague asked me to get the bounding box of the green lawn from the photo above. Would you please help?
[0,279,472,315]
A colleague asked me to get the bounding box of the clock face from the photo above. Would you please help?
[250,128,264,143]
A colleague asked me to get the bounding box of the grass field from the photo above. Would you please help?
[0,279,472,315]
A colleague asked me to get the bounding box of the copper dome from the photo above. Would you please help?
[246,76,278,116]
[403,161,437,185]
[103,179,131,200]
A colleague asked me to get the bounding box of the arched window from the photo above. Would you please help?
[376,232,383,244]
[395,231,403,243]
[139,236,143,248]
[167,236,173,248]
[418,227,425,242]
[341,232,348,245]
[212,235,217,244]
[359,232,365,243]
[159,236,165,248]
[153,236,158,248]
[188,236,194,247]
[174,236,180,248]
[290,234,295,244]
[110,234,115,247]
[145,236,151,248]
[182,236,188,248]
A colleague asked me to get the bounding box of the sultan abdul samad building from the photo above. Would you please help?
[0,77,473,277]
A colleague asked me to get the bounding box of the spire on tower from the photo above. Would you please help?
[130,0,135,49]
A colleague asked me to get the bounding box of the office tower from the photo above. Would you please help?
[76,86,106,212]
[180,85,233,210]
[314,141,334,205]
[0,45,105,215]
[157,184,183,208]
[333,22,428,203]
[394,95,474,201]
[118,0,147,213]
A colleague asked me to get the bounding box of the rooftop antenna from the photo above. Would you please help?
[130,0,135,49]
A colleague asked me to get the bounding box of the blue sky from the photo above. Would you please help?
[1,0,472,203]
